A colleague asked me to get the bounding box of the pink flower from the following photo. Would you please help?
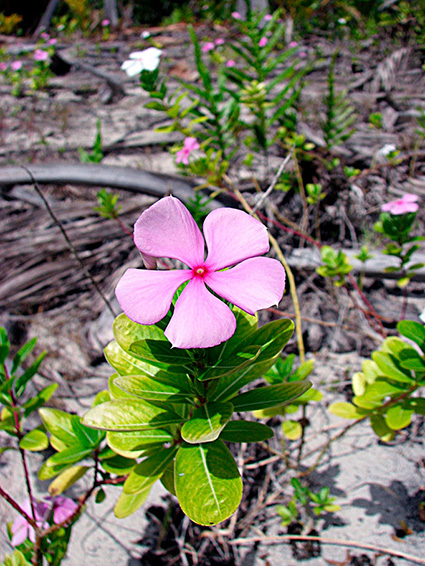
[0,62,8,71]
[232,11,242,19]
[48,38,57,45]
[52,496,78,524]
[215,38,225,46]
[11,61,22,71]
[259,37,268,47]
[288,41,298,48]
[226,60,236,68]
[11,499,49,546]
[264,14,273,21]
[201,41,215,53]
[381,193,419,215]
[33,49,49,62]
[115,197,285,349]
[299,51,307,58]
[102,19,110,26]
[40,32,50,40]
[175,137,200,165]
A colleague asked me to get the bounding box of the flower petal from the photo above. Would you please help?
[116,268,191,325]
[134,196,205,267]
[121,59,142,77]
[53,497,78,524]
[205,257,285,315]
[203,209,269,270]
[164,278,236,348]
[11,519,29,547]
[402,193,418,203]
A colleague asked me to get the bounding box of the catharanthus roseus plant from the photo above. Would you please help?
[374,193,424,288]
[329,321,425,442]
[81,197,312,526]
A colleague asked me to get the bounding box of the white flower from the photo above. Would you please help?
[141,31,151,39]
[121,47,162,77]
[420,308,425,324]
[379,144,396,157]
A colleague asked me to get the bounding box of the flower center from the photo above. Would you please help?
[193,265,208,279]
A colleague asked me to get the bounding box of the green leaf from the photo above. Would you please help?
[48,465,90,496]
[102,455,137,475]
[39,408,80,446]
[15,352,47,397]
[47,446,93,466]
[0,345,9,366]
[114,488,151,519]
[198,346,262,381]
[130,339,192,370]
[38,459,70,481]
[385,404,413,430]
[82,399,183,432]
[175,440,242,525]
[124,446,177,495]
[372,351,414,383]
[353,381,405,410]
[19,429,49,451]
[397,320,425,351]
[231,381,311,412]
[105,340,163,378]
[234,319,294,364]
[113,374,193,403]
[219,420,273,442]
[328,402,370,419]
[406,397,425,415]
[282,420,303,440]
[3,550,32,566]
[107,429,173,458]
[160,459,176,495]
[23,383,58,418]
[113,313,167,352]
[264,355,295,385]
[352,372,366,396]
[370,414,395,442]
[181,402,233,444]
[11,338,37,374]
[398,349,425,372]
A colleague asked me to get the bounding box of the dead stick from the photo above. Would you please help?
[229,534,425,565]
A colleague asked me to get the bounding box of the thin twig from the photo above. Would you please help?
[251,151,293,214]
[20,166,117,318]
[229,533,425,565]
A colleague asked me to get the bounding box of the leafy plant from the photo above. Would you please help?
[276,477,340,527]
[316,246,353,287]
[94,189,121,219]
[81,309,311,526]
[78,118,103,163]
[374,208,424,288]
[321,52,356,150]
[252,355,320,440]
[329,320,425,442]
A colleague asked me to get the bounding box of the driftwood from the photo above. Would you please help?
[0,163,199,203]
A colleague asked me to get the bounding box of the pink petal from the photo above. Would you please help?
[381,201,395,212]
[391,202,419,214]
[116,268,191,325]
[53,497,78,524]
[164,278,236,348]
[205,257,285,315]
[11,519,29,546]
[134,196,205,267]
[402,193,418,203]
[203,209,269,270]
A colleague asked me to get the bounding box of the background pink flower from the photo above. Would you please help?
[381,193,419,215]
[175,137,200,165]
[11,499,49,546]
[226,60,236,68]
[288,41,298,48]
[52,496,78,524]
[34,49,49,62]
[115,196,285,348]
[232,11,242,19]
[201,42,215,53]
[215,38,225,46]
[11,61,22,71]
[0,62,8,71]
[264,14,273,21]
[259,37,268,47]
[102,19,110,26]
